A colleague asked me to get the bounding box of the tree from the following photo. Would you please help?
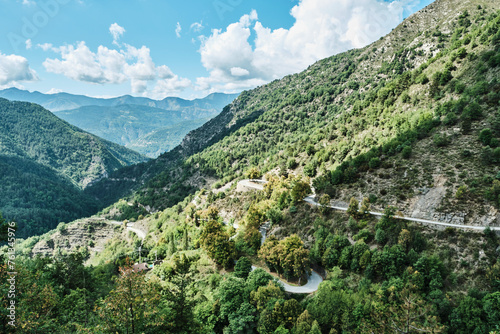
[347,197,359,219]
[200,220,236,269]
[295,310,314,334]
[483,292,500,329]
[247,167,261,180]
[259,234,310,280]
[359,197,371,219]
[218,276,248,324]
[309,320,322,334]
[234,257,253,279]
[160,254,200,333]
[449,296,486,333]
[318,194,331,214]
[246,268,276,292]
[226,302,257,333]
[402,146,412,159]
[250,281,285,311]
[96,269,163,334]
[291,180,311,204]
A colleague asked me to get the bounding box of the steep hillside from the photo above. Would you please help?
[0,98,147,188]
[0,98,148,237]
[88,0,500,226]
[0,155,99,237]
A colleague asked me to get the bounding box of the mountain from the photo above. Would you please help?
[0,88,239,157]
[7,1,500,333]
[0,98,148,237]
[87,0,500,226]
[0,88,239,112]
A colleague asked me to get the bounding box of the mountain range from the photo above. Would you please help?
[0,88,239,157]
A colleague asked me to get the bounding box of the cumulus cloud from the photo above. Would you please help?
[42,41,191,97]
[175,22,182,38]
[25,39,32,50]
[197,0,413,93]
[109,23,126,45]
[0,52,38,87]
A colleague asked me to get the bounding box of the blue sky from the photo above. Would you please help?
[0,0,434,99]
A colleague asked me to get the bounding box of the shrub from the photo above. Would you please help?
[479,128,493,146]
[401,146,412,159]
[443,113,458,125]
[433,134,450,147]
[456,185,468,199]
[287,158,298,170]
[306,144,316,156]
[368,157,381,169]
[454,81,466,93]
[456,47,467,59]
[303,162,317,177]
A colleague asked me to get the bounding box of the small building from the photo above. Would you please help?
[132,263,151,273]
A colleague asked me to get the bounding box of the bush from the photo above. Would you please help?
[456,185,468,199]
[443,113,458,126]
[287,158,298,170]
[455,81,466,93]
[456,47,467,59]
[368,157,381,169]
[402,146,412,159]
[479,128,493,146]
[306,145,316,156]
[433,134,450,147]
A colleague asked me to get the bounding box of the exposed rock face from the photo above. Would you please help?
[31,218,122,258]
[410,186,448,220]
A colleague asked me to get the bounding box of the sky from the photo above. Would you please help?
[0,0,435,100]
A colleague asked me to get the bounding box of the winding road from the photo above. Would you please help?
[240,215,324,294]
[109,221,147,239]
[239,179,500,231]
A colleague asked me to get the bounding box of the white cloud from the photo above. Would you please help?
[42,41,191,98]
[25,39,32,50]
[152,75,192,99]
[230,67,249,77]
[38,43,54,51]
[0,52,38,87]
[175,22,182,38]
[109,23,126,45]
[190,21,204,32]
[196,0,412,93]
[46,88,62,94]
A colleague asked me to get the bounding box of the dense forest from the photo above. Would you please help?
[0,99,147,237]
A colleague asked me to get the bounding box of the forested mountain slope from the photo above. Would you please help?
[89,0,500,225]
[0,99,148,237]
